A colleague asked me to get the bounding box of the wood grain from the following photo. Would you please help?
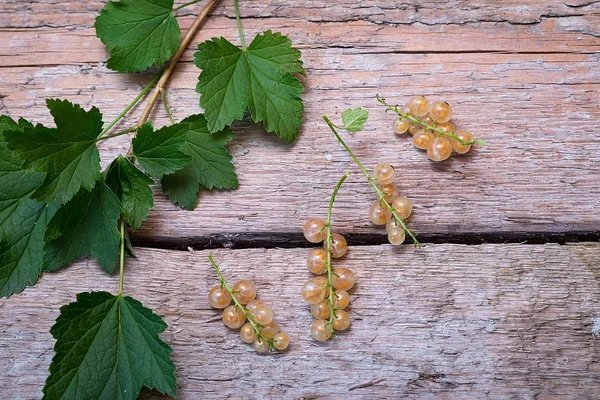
[0,1,599,242]
[1,244,600,399]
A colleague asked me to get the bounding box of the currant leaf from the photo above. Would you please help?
[43,181,122,273]
[43,291,177,400]
[104,155,154,231]
[132,122,192,179]
[0,116,59,297]
[194,30,305,143]
[161,114,237,210]
[94,0,181,73]
[342,108,369,133]
[3,99,102,204]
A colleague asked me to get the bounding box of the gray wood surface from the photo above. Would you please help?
[2,245,600,399]
[1,1,600,399]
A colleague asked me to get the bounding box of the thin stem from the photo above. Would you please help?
[160,88,176,125]
[118,218,126,295]
[173,0,204,12]
[233,0,246,49]
[323,115,422,247]
[208,254,275,350]
[96,126,138,142]
[97,74,161,139]
[377,95,485,146]
[325,172,350,331]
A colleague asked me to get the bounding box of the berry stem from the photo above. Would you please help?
[160,87,176,125]
[173,0,204,12]
[95,126,139,142]
[376,95,486,146]
[208,254,274,349]
[233,0,247,50]
[322,115,422,247]
[325,172,350,332]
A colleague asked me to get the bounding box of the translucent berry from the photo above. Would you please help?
[373,163,395,185]
[388,227,406,245]
[326,233,348,258]
[301,276,328,304]
[392,117,410,134]
[259,320,279,340]
[378,183,398,203]
[451,130,473,154]
[306,248,327,274]
[386,219,401,233]
[369,201,392,225]
[240,323,257,343]
[253,337,269,353]
[422,114,434,126]
[311,300,331,319]
[392,196,413,219]
[408,95,429,117]
[246,299,265,316]
[399,104,411,115]
[208,286,232,309]
[333,309,351,331]
[303,218,326,243]
[427,137,453,162]
[273,332,290,350]
[413,129,435,150]
[437,121,455,135]
[333,290,350,309]
[429,101,453,123]
[310,319,332,341]
[232,280,256,305]
[332,268,355,291]
[253,304,274,325]
[222,305,246,329]
[408,123,421,135]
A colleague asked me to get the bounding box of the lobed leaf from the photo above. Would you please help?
[342,108,369,133]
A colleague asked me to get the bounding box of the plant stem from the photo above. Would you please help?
[233,0,246,49]
[96,126,138,142]
[173,0,204,12]
[97,73,161,139]
[376,95,485,146]
[324,172,350,331]
[118,218,126,295]
[323,115,422,247]
[160,88,176,125]
[208,254,274,349]
[126,0,218,156]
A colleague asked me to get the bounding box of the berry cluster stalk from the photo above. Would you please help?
[208,254,275,350]
[322,115,422,247]
[324,172,350,333]
[376,95,485,146]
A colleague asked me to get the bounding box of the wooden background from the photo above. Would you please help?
[1,0,600,398]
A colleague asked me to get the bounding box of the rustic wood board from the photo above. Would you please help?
[1,1,599,243]
[1,244,600,399]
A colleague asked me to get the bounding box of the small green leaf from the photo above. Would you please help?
[195,30,305,143]
[43,291,177,399]
[161,114,237,210]
[43,181,122,273]
[104,155,154,231]
[94,0,181,73]
[0,116,59,297]
[3,99,102,204]
[342,108,369,133]
[132,122,192,179]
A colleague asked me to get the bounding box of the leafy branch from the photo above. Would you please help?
[322,111,422,247]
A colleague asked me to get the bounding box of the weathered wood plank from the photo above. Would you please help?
[1,244,600,399]
[1,1,599,241]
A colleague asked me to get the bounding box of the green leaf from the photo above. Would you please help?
[132,122,192,179]
[104,155,154,231]
[94,0,181,73]
[0,116,60,297]
[43,181,122,273]
[3,99,102,204]
[195,30,305,143]
[161,114,237,210]
[43,291,177,399]
[342,108,369,133]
